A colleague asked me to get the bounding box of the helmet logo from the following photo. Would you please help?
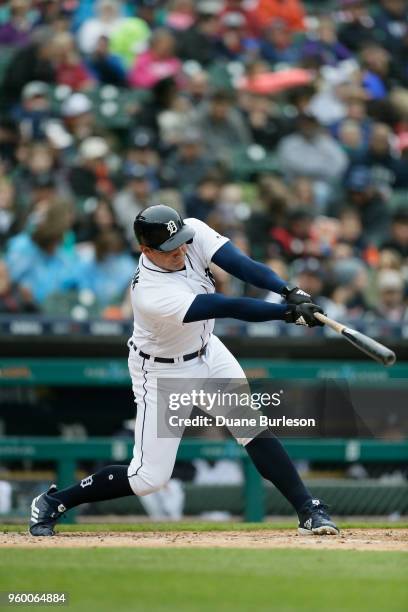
[166,220,178,236]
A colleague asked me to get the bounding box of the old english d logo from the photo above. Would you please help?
[166,220,178,236]
[80,475,93,488]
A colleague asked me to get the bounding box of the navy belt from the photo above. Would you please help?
[129,341,207,363]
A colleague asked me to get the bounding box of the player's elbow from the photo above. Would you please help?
[184,293,230,323]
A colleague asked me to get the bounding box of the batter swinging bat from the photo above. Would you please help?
[314,312,396,367]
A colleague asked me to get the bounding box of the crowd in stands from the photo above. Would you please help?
[0,0,407,327]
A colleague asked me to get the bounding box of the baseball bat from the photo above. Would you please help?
[314,312,396,367]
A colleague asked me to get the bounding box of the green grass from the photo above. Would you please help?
[0,548,407,612]
[1,521,408,533]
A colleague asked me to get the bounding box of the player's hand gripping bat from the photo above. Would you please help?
[314,312,396,367]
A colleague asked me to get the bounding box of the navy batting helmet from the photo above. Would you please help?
[134,205,195,252]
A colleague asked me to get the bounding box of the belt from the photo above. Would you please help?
[129,340,207,363]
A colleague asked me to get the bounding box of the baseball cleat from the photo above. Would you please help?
[297,499,339,536]
[29,484,66,536]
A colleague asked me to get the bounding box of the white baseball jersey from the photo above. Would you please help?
[129,218,229,357]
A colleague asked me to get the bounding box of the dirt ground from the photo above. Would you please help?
[1,529,408,551]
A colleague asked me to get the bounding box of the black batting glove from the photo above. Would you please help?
[284,303,325,327]
[281,285,313,306]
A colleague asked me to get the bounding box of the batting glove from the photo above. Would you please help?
[281,285,312,306]
[284,303,325,327]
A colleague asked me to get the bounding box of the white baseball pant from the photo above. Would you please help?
[127,334,254,496]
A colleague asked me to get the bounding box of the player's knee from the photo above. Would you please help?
[128,471,170,496]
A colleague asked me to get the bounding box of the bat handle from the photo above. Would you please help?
[314,312,345,334]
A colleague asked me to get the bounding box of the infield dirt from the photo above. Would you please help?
[1,529,407,551]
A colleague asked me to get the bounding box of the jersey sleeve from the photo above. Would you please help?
[140,289,196,327]
[184,218,229,265]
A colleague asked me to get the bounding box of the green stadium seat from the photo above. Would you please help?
[49,85,152,129]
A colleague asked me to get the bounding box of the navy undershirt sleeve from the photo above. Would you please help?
[211,241,286,294]
[183,293,290,323]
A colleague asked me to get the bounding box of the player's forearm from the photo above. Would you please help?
[212,241,286,294]
[183,293,293,323]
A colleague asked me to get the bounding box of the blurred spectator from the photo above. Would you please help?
[262,256,289,302]
[77,0,124,55]
[86,35,127,86]
[277,112,348,191]
[11,81,53,141]
[184,173,222,223]
[246,175,292,258]
[302,17,351,66]
[0,178,19,250]
[128,28,182,89]
[165,0,196,31]
[0,259,38,314]
[108,7,151,68]
[375,269,407,322]
[330,96,372,150]
[136,0,163,29]
[291,175,319,210]
[287,84,316,115]
[75,196,124,245]
[336,119,365,156]
[329,257,370,317]
[177,2,220,66]
[13,140,62,209]
[259,18,301,65]
[196,89,252,160]
[308,60,364,126]
[162,128,215,193]
[34,0,69,29]
[337,0,376,53]
[241,93,291,150]
[123,128,160,188]
[349,122,408,190]
[0,0,34,47]
[61,93,95,144]
[377,248,403,272]
[5,200,80,304]
[341,165,391,244]
[156,88,196,148]
[68,136,113,200]
[215,11,257,62]
[291,257,326,302]
[381,209,408,258]
[1,31,56,108]
[360,43,391,99]
[113,164,160,243]
[78,229,135,307]
[216,182,250,229]
[220,0,261,37]
[373,0,408,55]
[336,206,367,257]
[133,77,179,140]
[253,0,305,32]
[53,32,95,91]
[183,69,210,107]
[269,208,316,260]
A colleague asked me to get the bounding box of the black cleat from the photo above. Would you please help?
[29,485,66,536]
[298,499,339,536]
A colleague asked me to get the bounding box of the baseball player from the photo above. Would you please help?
[29,205,339,536]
